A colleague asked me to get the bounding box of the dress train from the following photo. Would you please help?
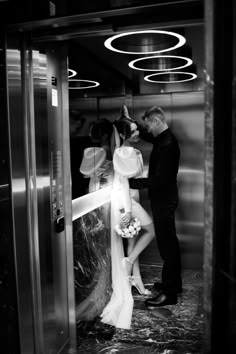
[100,189,134,329]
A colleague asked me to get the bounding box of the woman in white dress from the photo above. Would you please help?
[100,106,155,330]
[113,110,155,293]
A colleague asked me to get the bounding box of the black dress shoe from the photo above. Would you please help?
[153,282,182,294]
[145,292,177,308]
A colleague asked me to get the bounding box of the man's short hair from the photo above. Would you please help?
[142,106,166,123]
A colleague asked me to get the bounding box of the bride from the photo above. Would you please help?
[100,106,155,329]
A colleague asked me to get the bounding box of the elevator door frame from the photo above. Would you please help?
[6,2,227,352]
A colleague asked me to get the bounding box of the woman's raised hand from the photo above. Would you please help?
[121,211,131,227]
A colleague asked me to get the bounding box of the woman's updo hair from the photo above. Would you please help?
[113,105,136,142]
[90,118,113,141]
[113,118,134,141]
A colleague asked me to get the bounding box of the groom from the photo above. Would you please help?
[129,106,182,307]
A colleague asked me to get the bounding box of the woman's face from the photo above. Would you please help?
[126,122,139,143]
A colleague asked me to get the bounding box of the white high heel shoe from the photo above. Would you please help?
[130,276,152,296]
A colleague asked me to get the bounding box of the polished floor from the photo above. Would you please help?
[76,264,204,354]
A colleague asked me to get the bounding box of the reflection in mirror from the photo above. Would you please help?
[79,119,114,193]
[72,202,114,340]
[69,108,91,199]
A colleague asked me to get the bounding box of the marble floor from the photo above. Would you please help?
[75,265,204,354]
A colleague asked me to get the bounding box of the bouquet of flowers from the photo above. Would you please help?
[115,217,141,239]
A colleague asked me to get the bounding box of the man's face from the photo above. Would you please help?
[144,115,159,137]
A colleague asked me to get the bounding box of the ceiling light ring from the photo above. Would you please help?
[69,79,100,89]
[144,71,197,83]
[68,69,77,78]
[128,55,193,72]
[104,30,186,55]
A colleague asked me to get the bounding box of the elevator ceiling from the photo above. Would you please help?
[28,1,204,95]
[67,24,203,96]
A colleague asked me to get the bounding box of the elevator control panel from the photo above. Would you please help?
[51,150,65,233]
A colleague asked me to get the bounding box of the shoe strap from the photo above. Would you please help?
[125,257,133,264]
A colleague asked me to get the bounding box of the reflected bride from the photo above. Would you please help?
[80,118,114,193]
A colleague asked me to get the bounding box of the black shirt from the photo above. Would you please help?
[129,127,180,203]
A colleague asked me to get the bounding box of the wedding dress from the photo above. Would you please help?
[100,146,152,329]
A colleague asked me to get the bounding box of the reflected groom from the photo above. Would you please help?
[129,106,182,307]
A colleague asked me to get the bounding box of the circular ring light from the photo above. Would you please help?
[128,55,193,71]
[68,69,77,78]
[69,79,100,89]
[144,71,197,83]
[104,30,186,55]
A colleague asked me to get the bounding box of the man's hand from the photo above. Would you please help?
[94,166,106,177]
[95,164,112,178]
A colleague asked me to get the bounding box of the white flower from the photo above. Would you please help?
[115,217,141,238]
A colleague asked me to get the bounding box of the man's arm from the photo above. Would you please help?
[129,176,149,190]
[129,144,178,190]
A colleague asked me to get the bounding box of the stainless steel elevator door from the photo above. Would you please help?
[172,91,204,268]
[7,37,75,353]
[33,46,73,353]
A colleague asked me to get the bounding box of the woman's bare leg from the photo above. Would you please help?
[126,239,146,293]
[128,223,155,265]
[132,260,151,294]
[126,238,135,276]
[132,257,141,278]
[124,223,155,293]
[127,239,142,278]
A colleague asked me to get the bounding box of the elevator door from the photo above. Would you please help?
[6,36,76,353]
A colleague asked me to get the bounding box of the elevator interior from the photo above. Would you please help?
[67,23,205,269]
[5,3,205,353]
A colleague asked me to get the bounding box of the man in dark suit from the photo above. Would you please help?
[129,106,182,307]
